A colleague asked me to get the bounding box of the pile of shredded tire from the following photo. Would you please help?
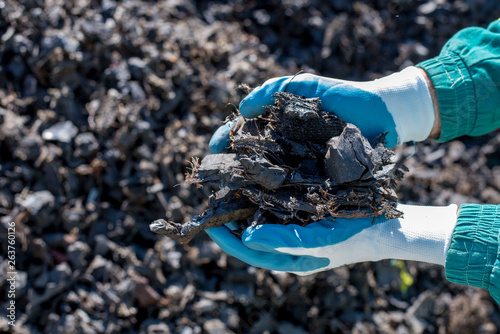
[151,92,407,243]
[3,1,500,333]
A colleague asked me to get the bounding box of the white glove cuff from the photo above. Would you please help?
[275,204,458,275]
[374,204,458,266]
[376,67,435,144]
[353,66,435,144]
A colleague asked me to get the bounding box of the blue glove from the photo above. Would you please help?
[239,75,399,146]
[207,204,457,275]
[209,75,398,152]
[207,67,440,274]
[210,67,436,152]
[205,223,330,273]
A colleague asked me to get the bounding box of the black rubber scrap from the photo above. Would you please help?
[324,124,375,184]
[188,153,253,189]
[239,155,287,190]
[274,92,346,142]
[150,196,258,244]
[151,92,406,244]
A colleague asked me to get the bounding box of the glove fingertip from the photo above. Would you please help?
[208,121,234,154]
[241,225,275,250]
[238,94,269,119]
[239,76,293,119]
[386,131,398,149]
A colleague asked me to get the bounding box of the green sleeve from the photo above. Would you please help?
[445,204,500,303]
[417,20,500,142]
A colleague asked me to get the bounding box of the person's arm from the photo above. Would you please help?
[416,20,500,303]
[417,20,500,142]
[446,204,500,303]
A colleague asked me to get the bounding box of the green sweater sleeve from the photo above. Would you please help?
[417,20,500,142]
[445,204,500,304]
[419,20,500,302]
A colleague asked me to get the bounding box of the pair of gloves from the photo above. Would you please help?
[206,67,458,275]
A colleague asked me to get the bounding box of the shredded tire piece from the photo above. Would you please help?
[151,92,407,243]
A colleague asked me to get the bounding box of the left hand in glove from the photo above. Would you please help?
[206,204,457,275]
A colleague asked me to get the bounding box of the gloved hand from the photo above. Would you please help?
[207,204,458,275]
[210,66,436,152]
[206,66,444,274]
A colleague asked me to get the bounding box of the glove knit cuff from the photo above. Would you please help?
[417,53,476,143]
[362,66,435,144]
[445,204,500,303]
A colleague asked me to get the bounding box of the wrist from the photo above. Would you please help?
[354,66,436,144]
[417,68,441,139]
[373,204,458,265]
[376,67,436,144]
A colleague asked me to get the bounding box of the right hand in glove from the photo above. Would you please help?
[210,66,438,153]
